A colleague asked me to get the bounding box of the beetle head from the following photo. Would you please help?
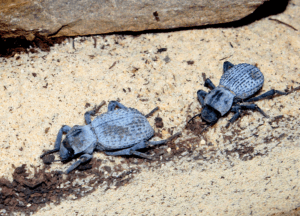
[201,105,220,124]
[59,125,97,162]
[59,126,84,161]
[59,138,74,161]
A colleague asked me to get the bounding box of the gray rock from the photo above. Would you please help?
[0,0,266,39]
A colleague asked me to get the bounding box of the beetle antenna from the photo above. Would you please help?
[196,123,212,137]
[200,125,210,133]
[188,113,201,123]
[145,107,159,118]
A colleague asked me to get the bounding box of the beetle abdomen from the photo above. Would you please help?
[220,63,264,99]
[92,108,154,150]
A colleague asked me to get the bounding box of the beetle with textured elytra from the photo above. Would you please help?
[188,61,288,131]
[41,101,181,174]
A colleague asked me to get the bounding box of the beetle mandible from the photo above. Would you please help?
[41,101,181,174]
[189,61,288,130]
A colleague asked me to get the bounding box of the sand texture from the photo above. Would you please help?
[0,0,300,215]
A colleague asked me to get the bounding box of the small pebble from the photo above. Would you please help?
[181,152,188,156]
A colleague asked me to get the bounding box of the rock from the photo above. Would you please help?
[42,154,55,165]
[155,117,164,128]
[0,0,266,38]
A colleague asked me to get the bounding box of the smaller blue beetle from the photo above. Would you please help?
[189,61,288,130]
[41,101,181,174]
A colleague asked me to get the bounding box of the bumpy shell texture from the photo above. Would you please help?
[220,63,264,99]
[92,108,154,150]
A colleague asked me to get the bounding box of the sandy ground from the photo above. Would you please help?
[0,0,300,215]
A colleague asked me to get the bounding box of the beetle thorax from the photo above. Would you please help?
[63,125,97,156]
[204,86,235,116]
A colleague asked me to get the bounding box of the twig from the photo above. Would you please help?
[269,18,298,31]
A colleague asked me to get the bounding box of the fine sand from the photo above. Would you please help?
[0,0,300,215]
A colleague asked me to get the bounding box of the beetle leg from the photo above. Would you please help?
[65,154,93,174]
[105,146,139,156]
[226,106,241,127]
[239,104,269,118]
[226,113,241,128]
[245,89,288,103]
[227,104,269,127]
[145,107,159,118]
[40,125,71,158]
[197,90,207,107]
[130,151,153,160]
[223,61,234,73]
[105,142,146,157]
[105,133,181,159]
[136,133,181,158]
[84,101,105,124]
[107,101,127,111]
[149,132,181,143]
[204,78,216,90]
[146,132,181,147]
[84,111,93,124]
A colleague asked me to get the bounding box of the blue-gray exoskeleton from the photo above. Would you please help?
[41,101,181,174]
[189,61,288,130]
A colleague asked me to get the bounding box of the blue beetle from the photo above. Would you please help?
[41,101,181,173]
[189,61,288,129]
